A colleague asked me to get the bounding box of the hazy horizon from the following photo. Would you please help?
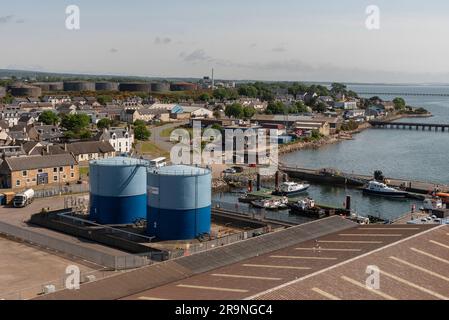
[2,1,449,83]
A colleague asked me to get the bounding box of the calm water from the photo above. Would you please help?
[217,85,449,221]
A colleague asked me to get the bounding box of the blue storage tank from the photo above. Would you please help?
[89,157,148,224]
[147,165,211,240]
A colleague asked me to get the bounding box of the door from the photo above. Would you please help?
[37,173,48,185]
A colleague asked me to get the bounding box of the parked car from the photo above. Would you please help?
[232,166,244,173]
[223,168,237,174]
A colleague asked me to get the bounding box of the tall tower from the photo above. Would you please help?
[211,68,215,90]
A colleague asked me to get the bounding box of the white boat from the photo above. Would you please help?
[422,198,443,211]
[251,198,286,210]
[362,181,408,198]
[273,182,310,196]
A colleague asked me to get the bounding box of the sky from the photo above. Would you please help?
[1,0,449,83]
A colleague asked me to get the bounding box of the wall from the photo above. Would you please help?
[10,165,79,189]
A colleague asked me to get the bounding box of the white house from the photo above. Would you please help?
[97,127,134,154]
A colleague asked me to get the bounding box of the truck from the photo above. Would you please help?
[13,189,35,208]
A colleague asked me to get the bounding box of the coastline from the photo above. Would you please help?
[279,112,432,156]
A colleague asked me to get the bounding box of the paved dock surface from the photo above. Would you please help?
[122,224,438,300]
[254,225,449,300]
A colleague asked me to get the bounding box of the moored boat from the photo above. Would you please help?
[272,181,310,196]
[362,181,408,198]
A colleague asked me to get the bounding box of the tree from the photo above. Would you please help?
[225,103,244,118]
[311,102,328,113]
[61,114,90,134]
[133,120,147,127]
[198,93,211,102]
[288,82,307,99]
[97,95,113,105]
[294,101,308,113]
[331,83,347,95]
[134,125,150,140]
[393,97,406,110]
[266,102,287,115]
[243,106,256,119]
[213,88,231,101]
[38,110,59,125]
[97,118,112,130]
[238,85,258,98]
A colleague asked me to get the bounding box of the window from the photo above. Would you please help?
[26,179,30,183]
[22,170,27,177]
[16,180,20,186]
[53,168,58,173]
[53,176,58,181]
[70,165,74,170]
[38,169,43,173]
[63,175,67,179]
[71,173,74,178]
[59,167,63,172]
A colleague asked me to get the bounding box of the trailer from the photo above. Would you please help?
[13,189,35,208]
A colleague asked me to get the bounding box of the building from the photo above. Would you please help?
[42,96,71,106]
[177,106,214,119]
[28,124,63,142]
[334,101,358,110]
[121,108,169,124]
[62,141,116,163]
[294,120,330,136]
[95,127,134,154]
[344,109,366,120]
[0,153,79,189]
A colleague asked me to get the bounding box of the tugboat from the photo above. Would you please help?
[362,181,408,198]
[272,181,310,196]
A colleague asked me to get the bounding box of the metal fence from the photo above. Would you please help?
[33,184,90,199]
[0,221,151,271]
[167,227,268,259]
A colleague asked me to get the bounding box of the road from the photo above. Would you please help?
[149,121,189,153]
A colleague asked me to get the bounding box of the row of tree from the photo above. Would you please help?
[38,110,151,140]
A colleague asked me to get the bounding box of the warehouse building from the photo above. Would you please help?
[0,154,79,189]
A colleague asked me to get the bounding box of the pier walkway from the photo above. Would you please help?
[369,120,449,132]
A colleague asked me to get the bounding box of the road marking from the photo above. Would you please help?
[246,225,445,300]
[341,276,396,300]
[318,240,383,244]
[411,248,449,265]
[270,255,337,260]
[379,270,448,300]
[389,256,449,282]
[429,240,449,250]
[311,288,341,300]
[138,296,168,300]
[177,284,248,293]
[295,248,362,252]
[211,274,282,281]
[358,228,420,231]
[339,234,402,237]
[243,264,311,270]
